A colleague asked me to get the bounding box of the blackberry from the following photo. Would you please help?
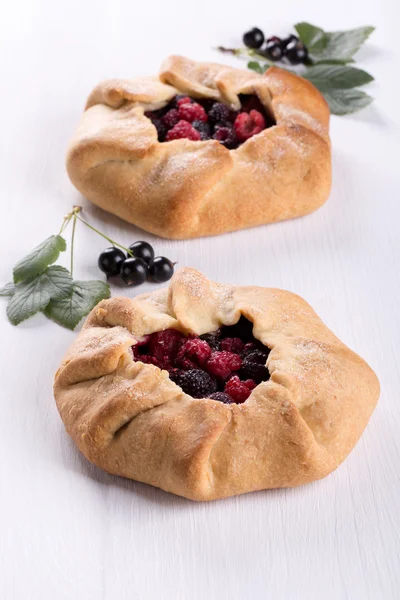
[245,350,270,364]
[213,120,231,130]
[241,350,270,383]
[178,369,217,398]
[213,126,237,149]
[200,331,221,350]
[208,102,235,124]
[192,120,211,140]
[169,368,186,386]
[148,117,168,141]
[208,392,233,404]
[198,98,216,112]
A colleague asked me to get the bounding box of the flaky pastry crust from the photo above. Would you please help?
[54,269,379,501]
[66,56,332,239]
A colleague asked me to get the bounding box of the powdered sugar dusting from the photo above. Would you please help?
[276,103,326,136]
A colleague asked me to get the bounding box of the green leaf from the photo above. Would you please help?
[0,282,15,297]
[308,25,375,64]
[295,22,327,51]
[247,61,264,74]
[303,65,374,90]
[322,88,373,115]
[310,58,355,65]
[44,280,110,330]
[6,266,73,325]
[13,235,67,284]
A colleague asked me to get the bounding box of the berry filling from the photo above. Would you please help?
[145,94,274,148]
[132,316,270,404]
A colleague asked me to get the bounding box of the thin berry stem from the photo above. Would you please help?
[59,214,73,235]
[216,46,274,66]
[70,214,77,276]
[75,214,133,256]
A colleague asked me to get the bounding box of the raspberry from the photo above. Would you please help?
[234,110,266,142]
[162,108,180,129]
[200,331,221,350]
[148,329,185,368]
[178,102,208,123]
[175,95,192,107]
[224,376,251,404]
[208,392,233,404]
[179,358,198,370]
[220,337,245,354]
[192,120,211,140]
[212,126,237,149]
[179,369,217,398]
[208,102,236,124]
[206,351,242,380]
[241,350,270,383]
[249,109,266,128]
[244,379,257,390]
[165,120,201,141]
[176,338,212,367]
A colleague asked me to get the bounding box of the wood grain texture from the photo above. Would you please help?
[0,0,399,598]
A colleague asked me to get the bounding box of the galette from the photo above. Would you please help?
[54,268,379,501]
[66,56,332,239]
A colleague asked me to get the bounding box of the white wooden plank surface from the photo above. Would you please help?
[1,1,399,598]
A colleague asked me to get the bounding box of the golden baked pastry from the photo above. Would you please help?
[54,268,379,501]
[66,56,332,239]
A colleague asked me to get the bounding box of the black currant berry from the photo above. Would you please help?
[120,257,148,286]
[265,41,283,61]
[281,34,299,48]
[129,240,155,264]
[266,35,282,45]
[98,247,126,276]
[285,41,308,64]
[243,28,265,49]
[148,257,175,283]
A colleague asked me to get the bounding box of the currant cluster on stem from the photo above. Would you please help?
[243,27,308,64]
[98,241,174,287]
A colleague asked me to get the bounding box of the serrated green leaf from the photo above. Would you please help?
[303,65,374,90]
[322,88,373,115]
[13,235,67,284]
[247,61,264,74]
[295,22,327,51]
[6,266,73,325]
[44,280,110,330]
[308,25,375,64]
[0,282,15,297]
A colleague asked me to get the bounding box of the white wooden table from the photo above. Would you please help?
[1,1,399,598]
